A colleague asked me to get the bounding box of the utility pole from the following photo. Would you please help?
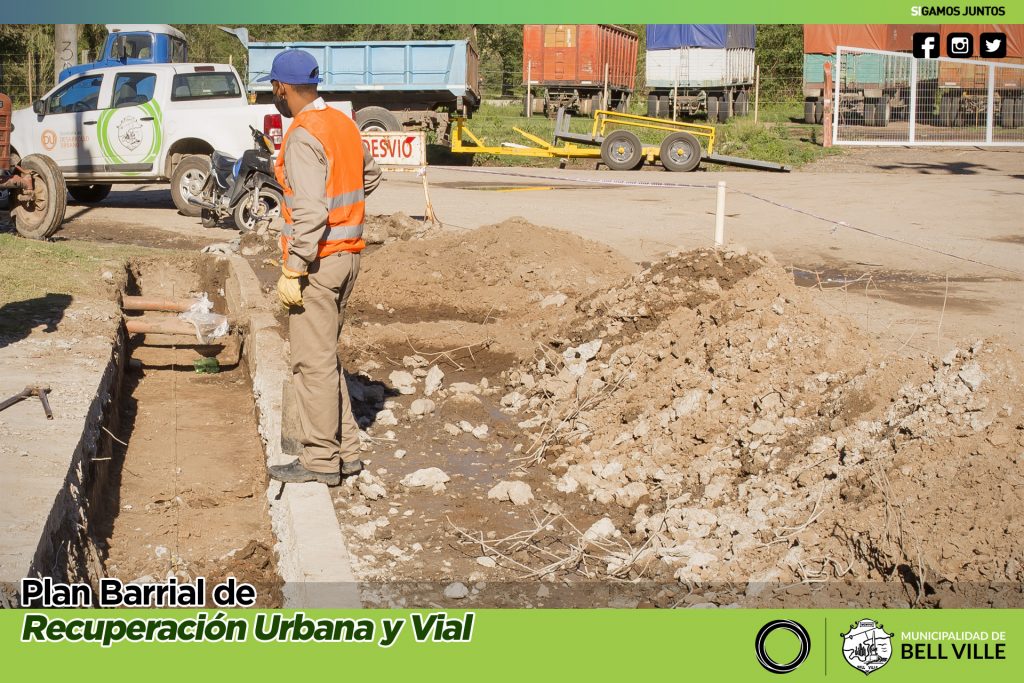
[54,24,78,84]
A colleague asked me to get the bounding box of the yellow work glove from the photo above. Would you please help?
[277,265,306,308]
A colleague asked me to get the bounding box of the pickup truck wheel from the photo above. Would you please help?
[171,155,211,217]
[12,154,67,240]
[355,106,402,132]
[68,184,112,204]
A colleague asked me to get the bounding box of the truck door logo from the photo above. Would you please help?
[41,129,57,151]
[117,116,143,151]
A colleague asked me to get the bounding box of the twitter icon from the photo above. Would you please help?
[980,32,1007,58]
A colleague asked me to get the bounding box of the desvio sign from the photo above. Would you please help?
[361,132,425,167]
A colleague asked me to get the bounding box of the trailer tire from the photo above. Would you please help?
[708,96,721,123]
[734,90,749,117]
[804,99,816,124]
[940,94,960,127]
[67,183,112,204]
[171,155,211,217]
[12,154,67,240]
[647,94,659,118]
[355,106,402,132]
[601,130,643,171]
[659,132,702,173]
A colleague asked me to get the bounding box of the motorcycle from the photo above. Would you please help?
[191,125,284,232]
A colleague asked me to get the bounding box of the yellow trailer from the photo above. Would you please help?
[450,108,789,172]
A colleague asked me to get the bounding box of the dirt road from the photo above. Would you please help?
[46,149,1024,359]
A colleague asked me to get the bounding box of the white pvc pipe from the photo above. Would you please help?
[715,181,726,247]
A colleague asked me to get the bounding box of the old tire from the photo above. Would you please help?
[12,154,67,240]
[734,90,750,117]
[659,131,702,173]
[171,155,211,217]
[647,94,659,118]
[940,94,960,127]
[67,183,112,204]
[355,106,402,132]
[600,130,643,171]
[233,187,284,233]
[804,99,816,124]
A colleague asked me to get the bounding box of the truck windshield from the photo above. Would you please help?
[170,72,242,101]
[111,33,153,60]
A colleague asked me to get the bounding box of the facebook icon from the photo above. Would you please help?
[913,32,940,59]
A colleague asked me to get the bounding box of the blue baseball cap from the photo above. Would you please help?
[256,49,322,84]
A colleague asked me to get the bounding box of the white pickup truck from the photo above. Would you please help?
[9,62,349,217]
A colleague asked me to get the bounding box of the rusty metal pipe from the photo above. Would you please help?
[125,318,199,336]
[121,296,199,312]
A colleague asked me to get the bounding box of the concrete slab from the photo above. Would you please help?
[0,300,123,604]
[226,255,360,608]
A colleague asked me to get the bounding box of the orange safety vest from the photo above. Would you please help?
[276,106,366,261]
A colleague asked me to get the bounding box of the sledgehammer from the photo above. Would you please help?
[0,385,53,419]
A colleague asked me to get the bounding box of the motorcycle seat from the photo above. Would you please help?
[211,152,238,189]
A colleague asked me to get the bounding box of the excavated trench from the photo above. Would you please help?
[71,256,283,606]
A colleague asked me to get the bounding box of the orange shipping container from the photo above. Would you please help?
[803,24,940,54]
[937,25,1024,90]
[523,24,638,91]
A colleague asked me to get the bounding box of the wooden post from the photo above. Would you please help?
[420,167,438,224]
[823,61,834,148]
[753,64,760,124]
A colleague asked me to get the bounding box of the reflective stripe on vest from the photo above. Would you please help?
[281,222,364,240]
[282,187,365,211]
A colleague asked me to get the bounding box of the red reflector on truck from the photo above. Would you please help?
[264,114,283,150]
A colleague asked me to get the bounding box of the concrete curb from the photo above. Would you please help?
[226,256,360,608]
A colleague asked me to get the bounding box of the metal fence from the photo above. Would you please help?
[833,45,1024,146]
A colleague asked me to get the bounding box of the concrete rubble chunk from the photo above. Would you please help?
[471,424,489,440]
[410,398,436,416]
[358,481,387,501]
[476,556,497,568]
[389,370,417,395]
[748,418,775,436]
[443,423,462,436]
[375,409,399,426]
[424,365,445,396]
[444,582,470,599]
[449,381,479,395]
[958,363,986,392]
[487,480,534,506]
[540,292,568,308]
[672,390,703,418]
[563,339,603,363]
[401,467,451,488]
[583,517,619,543]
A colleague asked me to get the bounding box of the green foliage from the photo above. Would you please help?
[716,120,837,167]
[755,24,805,105]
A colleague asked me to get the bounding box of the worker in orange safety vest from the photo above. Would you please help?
[261,49,382,486]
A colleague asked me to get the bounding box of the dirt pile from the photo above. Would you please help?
[490,247,1023,606]
[346,217,634,358]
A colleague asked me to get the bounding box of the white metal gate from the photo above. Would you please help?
[833,45,1024,146]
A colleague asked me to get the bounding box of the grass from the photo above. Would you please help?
[430,100,840,169]
[0,233,150,305]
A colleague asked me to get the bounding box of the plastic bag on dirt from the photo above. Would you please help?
[178,293,229,344]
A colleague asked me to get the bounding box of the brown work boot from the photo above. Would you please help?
[268,460,341,486]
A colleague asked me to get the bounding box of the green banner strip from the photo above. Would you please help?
[4,609,1021,682]
[6,2,1024,24]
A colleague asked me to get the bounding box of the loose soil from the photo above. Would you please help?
[301,219,1024,608]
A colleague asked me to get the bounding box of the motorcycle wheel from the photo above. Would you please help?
[234,187,283,233]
